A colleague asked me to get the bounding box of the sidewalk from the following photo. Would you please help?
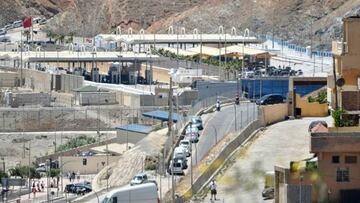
[16,175,94,203]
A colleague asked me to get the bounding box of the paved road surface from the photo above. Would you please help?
[193,102,257,166]
[198,117,331,203]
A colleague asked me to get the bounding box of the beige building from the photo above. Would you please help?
[275,16,360,203]
[330,16,360,115]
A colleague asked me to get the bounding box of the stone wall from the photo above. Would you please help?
[0,71,19,87]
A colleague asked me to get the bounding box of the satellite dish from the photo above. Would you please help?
[336,78,345,87]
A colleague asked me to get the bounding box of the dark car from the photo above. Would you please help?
[65,184,76,193]
[256,94,285,105]
[75,185,92,195]
[308,120,328,132]
[262,187,274,199]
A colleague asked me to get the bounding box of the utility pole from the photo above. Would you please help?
[28,141,31,200]
[168,76,175,203]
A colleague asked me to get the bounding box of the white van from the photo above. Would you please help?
[101,183,159,203]
[173,147,186,159]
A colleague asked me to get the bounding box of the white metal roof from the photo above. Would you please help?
[98,34,262,44]
[0,51,158,62]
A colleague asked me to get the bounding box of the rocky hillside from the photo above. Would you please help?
[1,0,360,49]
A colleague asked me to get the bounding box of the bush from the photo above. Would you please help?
[56,136,96,152]
[8,166,41,179]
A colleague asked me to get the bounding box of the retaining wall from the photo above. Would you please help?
[260,103,289,125]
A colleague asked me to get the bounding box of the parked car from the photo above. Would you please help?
[12,20,22,28]
[0,36,11,42]
[75,185,92,195]
[256,94,285,105]
[65,182,91,193]
[308,120,328,132]
[39,19,47,25]
[262,187,274,199]
[33,17,42,24]
[0,28,6,36]
[4,24,12,31]
[191,116,203,130]
[130,173,148,186]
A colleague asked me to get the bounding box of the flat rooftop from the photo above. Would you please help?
[0,51,158,63]
[98,34,263,44]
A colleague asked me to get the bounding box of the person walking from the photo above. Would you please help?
[209,179,217,201]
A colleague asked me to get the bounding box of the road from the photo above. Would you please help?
[198,117,331,203]
[193,102,257,166]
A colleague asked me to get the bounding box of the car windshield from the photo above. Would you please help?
[134,176,143,180]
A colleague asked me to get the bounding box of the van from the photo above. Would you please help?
[168,160,184,175]
[101,183,159,203]
[173,147,186,159]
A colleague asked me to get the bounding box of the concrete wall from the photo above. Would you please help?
[60,74,83,93]
[61,155,121,175]
[115,91,141,107]
[116,130,148,145]
[0,71,19,87]
[260,103,288,125]
[51,91,74,106]
[11,92,51,107]
[295,95,328,117]
[23,69,52,92]
[79,92,117,105]
[311,133,360,153]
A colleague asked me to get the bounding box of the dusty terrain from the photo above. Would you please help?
[2,0,360,49]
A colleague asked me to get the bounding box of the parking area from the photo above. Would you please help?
[197,117,331,203]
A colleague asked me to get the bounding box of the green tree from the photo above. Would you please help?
[8,166,40,179]
[49,169,60,178]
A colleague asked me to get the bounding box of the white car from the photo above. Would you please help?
[179,140,191,157]
[186,126,199,135]
[173,147,186,159]
[130,173,148,186]
[168,160,184,175]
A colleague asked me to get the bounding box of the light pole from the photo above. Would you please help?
[25,141,31,200]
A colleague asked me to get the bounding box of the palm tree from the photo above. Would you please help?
[23,30,31,44]
[46,31,55,42]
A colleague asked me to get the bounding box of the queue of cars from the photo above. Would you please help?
[65,181,92,195]
[168,116,203,175]
[243,66,303,78]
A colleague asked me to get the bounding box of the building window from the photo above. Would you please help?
[336,168,350,182]
[332,156,340,164]
[345,156,357,164]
